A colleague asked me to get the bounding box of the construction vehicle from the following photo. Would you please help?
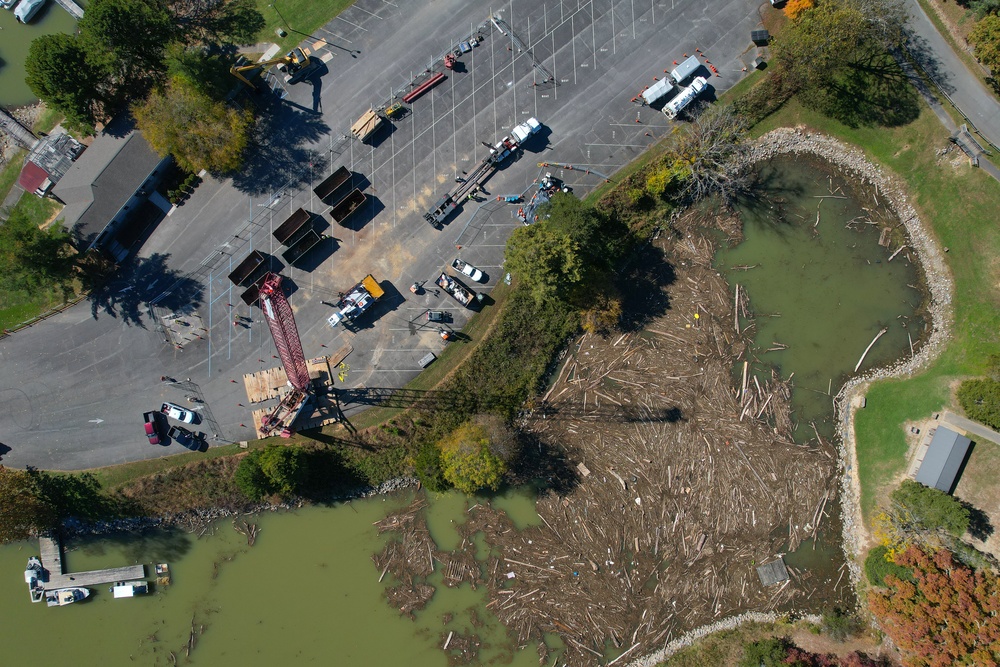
[352,108,384,143]
[423,118,544,228]
[230,48,318,89]
[258,273,316,438]
[663,77,709,119]
[436,273,476,307]
[327,275,385,328]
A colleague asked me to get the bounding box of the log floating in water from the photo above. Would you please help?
[854,327,889,373]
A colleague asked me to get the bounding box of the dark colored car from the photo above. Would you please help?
[143,411,162,445]
[167,425,200,451]
[426,310,448,323]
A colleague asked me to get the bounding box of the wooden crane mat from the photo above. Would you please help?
[244,367,289,404]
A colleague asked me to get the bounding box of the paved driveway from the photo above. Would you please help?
[904,0,1000,150]
[0,0,767,470]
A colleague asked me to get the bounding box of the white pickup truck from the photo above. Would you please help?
[161,402,195,424]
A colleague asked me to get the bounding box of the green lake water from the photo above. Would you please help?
[0,2,78,107]
[717,154,924,441]
[0,490,549,667]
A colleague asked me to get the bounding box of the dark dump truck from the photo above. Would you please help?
[329,189,367,226]
[227,250,271,306]
[273,207,323,265]
[313,165,352,203]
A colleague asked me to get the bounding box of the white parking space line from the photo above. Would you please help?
[336,15,368,31]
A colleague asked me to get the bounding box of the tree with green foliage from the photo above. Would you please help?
[868,546,1000,667]
[439,421,508,494]
[0,467,56,542]
[890,479,970,538]
[772,0,916,127]
[25,34,106,133]
[26,0,174,130]
[414,441,449,492]
[0,208,76,294]
[971,15,1000,74]
[80,0,175,101]
[134,74,253,173]
[957,377,1000,430]
[234,445,305,500]
[504,223,582,304]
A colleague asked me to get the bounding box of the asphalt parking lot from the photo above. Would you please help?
[0,0,766,469]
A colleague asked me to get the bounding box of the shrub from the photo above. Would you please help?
[957,377,1000,430]
[864,545,912,587]
[891,479,970,537]
[821,606,862,641]
[234,445,305,501]
[784,0,814,20]
[738,637,792,667]
[439,421,508,494]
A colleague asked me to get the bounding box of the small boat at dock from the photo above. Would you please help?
[1,0,20,11]
[111,580,149,598]
[45,587,90,607]
[14,0,45,22]
[24,556,45,603]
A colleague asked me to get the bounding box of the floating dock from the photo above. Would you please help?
[38,535,145,590]
[53,0,84,19]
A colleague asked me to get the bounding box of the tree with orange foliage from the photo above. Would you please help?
[868,545,1000,667]
[784,0,815,20]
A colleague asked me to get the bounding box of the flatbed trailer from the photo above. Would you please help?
[329,189,367,226]
[313,166,351,202]
[351,109,384,143]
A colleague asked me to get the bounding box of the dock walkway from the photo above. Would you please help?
[38,535,144,590]
[53,0,85,19]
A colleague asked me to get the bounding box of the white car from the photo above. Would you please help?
[452,258,483,282]
[161,402,195,423]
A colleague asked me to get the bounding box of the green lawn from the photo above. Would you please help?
[0,149,26,202]
[256,0,356,53]
[754,98,1000,520]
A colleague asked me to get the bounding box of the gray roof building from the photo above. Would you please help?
[915,426,972,494]
[52,116,169,258]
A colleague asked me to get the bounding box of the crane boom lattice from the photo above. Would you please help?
[259,273,310,391]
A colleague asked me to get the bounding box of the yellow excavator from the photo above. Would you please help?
[230,47,318,89]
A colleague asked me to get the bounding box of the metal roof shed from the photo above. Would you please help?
[915,426,972,494]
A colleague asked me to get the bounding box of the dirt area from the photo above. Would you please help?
[375,210,849,665]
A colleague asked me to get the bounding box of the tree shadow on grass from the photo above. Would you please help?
[804,54,921,128]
